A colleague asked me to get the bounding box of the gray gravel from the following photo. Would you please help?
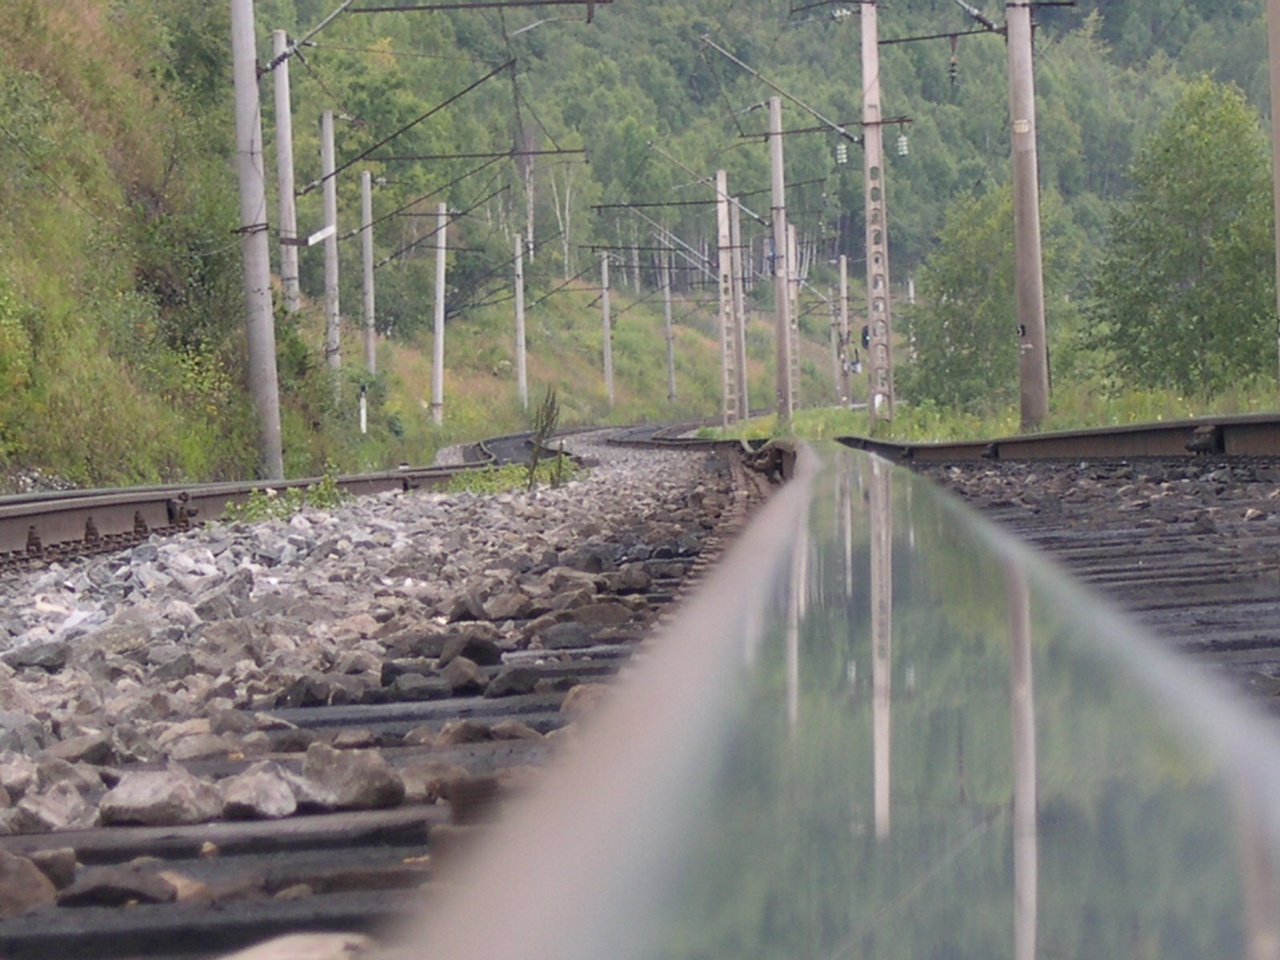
[0,435,737,838]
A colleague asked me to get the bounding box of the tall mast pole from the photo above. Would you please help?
[839,253,851,406]
[321,109,341,380]
[272,29,300,314]
[662,247,677,403]
[602,254,614,408]
[432,202,447,426]
[769,96,793,427]
[716,169,737,427]
[1007,1,1049,429]
[361,170,376,375]
[515,233,528,410]
[730,198,749,419]
[862,0,894,422]
[1267,0,1280,385]
[230,0,284,480]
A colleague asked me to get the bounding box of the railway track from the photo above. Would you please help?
[841,412,1280,717]
[6,410,1275,957]
[0,431,535,572]
[0,429,785,959]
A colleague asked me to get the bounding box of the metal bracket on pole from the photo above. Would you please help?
[280,224,338,247]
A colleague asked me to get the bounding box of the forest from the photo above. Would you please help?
[0,0,1273,484]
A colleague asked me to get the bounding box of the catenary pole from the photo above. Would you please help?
[662,247,677,403]
[829,289,841,400]
[321,110,342,378]
[1007,1,1049,429]
[272,29,301,314]
[230,0,284,480]
[787,222,800,411]
[361,170,376,375]
[769,96,793,427]
[1269,0,1280,384]
[862,0,894,422]
[515,232,528,409]
[601,254,614,407]
[839,253,851,406]
[432,202,447,426]
[716,169,736,427]
[730,198,749,419]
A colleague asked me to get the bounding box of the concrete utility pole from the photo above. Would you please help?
[661,248,677,403]
[321,110,341,377]
[601,254,614,408]
[716,169,738,428]
[432,202,447,427]
[1007,1,1049,430]
[829,289,841,401]
[730,199,749,419]
[272,29,301,314]
[1268,0,1280,383]
[361,170,376,375]
[862,0,894,422]
[515,233,528,410]
[230,0,284,481]
[769,97,794,427]
[787,222,801,411]
[839,254,851,406]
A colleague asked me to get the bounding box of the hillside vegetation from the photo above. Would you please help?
[0,0,1273,485]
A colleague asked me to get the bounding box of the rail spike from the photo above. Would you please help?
[1186,424,1224,455]
[166,491,198,529]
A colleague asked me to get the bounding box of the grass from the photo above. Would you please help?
[445,457,580,495]
[220,467,351,522]
[703,377,1280,446]
[322,281,825,474]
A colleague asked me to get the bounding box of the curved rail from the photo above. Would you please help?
[0,445,509,565]
[838,410,1280,462]
[0,425,778,568]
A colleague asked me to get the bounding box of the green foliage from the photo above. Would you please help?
[3,0,1277,485]
[1088,76,1276,394]
[221,465,350,522]
[0,278,34,461]
[445,459,580,495]
[526,387,562,491]
[899,184,1081,414]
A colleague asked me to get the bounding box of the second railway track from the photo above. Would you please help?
[905,449,1280,716]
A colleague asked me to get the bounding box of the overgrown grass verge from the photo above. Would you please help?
[445,457,580,495]
[703,378,1280,445]
[220,468,350,523]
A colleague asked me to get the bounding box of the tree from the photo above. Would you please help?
[1088,76,1276,394]
[900,186,1019,411]
[901,181,1083,413]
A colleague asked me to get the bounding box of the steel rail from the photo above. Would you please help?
[838,411,1280,462]
[0,425,765,567]
[0,450,497,563]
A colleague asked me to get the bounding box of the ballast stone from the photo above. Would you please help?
[0,440,740,836]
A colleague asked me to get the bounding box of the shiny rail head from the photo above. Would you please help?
[375,443,1280,960]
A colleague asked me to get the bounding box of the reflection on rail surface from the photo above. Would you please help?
[375,443,1280,960]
